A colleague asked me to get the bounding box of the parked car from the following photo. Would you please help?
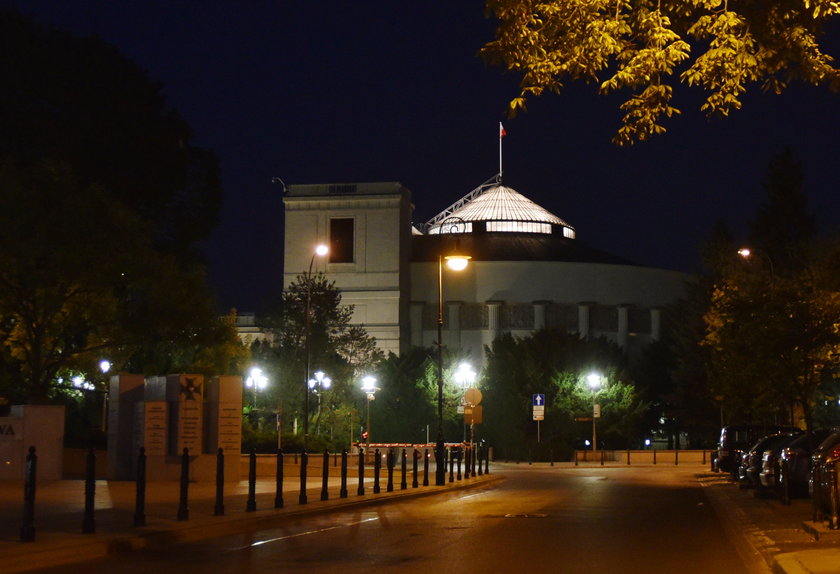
[778,429,835,498]
[758,432,809,496]
[810,430,840,515]
[738,431,802,489]
[715,425,798,476]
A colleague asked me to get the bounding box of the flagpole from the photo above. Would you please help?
[498,122,505,181]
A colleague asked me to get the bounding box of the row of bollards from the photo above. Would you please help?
[19,444,490,542]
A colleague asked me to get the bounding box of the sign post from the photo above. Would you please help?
[532,394,545,443]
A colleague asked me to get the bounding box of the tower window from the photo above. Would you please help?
[329,218,354,263]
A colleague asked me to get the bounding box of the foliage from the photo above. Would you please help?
[482,0,840,144]
[701,150,840,431]
[252,273,384,450]
[481,330,647,459]
[0,11,240,404]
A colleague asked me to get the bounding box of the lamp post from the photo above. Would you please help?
[307,370,331,435]
[245,366,269,410]
[737,247,775,279]
[587,373,601,453]
[304,244,329,453]
[99,360,111,432]
[361,375,378,452]
[435,249,470,486]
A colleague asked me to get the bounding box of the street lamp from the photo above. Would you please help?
[307,370,331,434]
[587,373,601,453]
[435,244,471,486]
[245,366,269,409]
[304,244,329,452]
[361,375,378,452]
[737,247,775,278]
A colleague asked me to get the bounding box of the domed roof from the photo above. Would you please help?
[424,179,575,238]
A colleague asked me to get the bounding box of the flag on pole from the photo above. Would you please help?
[499,122,507,138]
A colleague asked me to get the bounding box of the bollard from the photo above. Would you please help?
[464,447,470,479]
[82,447,96,533]
[386,450,395,492]
[449,448,455,483]
[214,448,225,516]
[600,448,604,466]
[299,451,308,505]
[813,464,824,523]
[456,448,462,481]
[357,448,365,496]
[627,450,631,465]
[247,449,257,511]
[412,450,419,488]
[340,449,348,498]
[275,449,284,508]
[828,463,840,530]
[20,446,36,542]
[423,449,430,486]
[472,445,477,477]
[177,448,189,521]
[478,445,484,475]
[134,447,146,527]
[400,449,408,490]
[675,450,679,466]
[485,447,489,475]
[781,459,791,506]
[374,449,382,494]
[653,449,657,465]
[321,450,330,501]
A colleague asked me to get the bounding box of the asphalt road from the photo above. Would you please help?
[32,465,762,574]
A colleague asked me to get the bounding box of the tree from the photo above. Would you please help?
[482,0,840,144]
[255,272,384,449]
[0,160,246,404]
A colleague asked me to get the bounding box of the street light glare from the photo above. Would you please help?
[361,375,377,392]
[587,373,601,390]
[445,254,470,271]
[737,248,751,258]
[315,244,329,256]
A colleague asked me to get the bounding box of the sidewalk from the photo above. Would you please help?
[697,471,840,574]
[0,468,501,573]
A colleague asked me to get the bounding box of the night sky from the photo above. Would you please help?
[5,1,839,312]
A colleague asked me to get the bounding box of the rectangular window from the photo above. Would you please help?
[329,218,354,263]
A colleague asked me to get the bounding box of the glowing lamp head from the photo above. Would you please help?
[315,244,329,257]
[737,248,751,258]
[587,373,601,390]
[445,254,470,271]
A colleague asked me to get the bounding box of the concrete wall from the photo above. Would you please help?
[0,405,65,480]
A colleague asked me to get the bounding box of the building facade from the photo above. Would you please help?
[282,178,687,364]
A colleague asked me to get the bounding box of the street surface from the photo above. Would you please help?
[32,465,764,574]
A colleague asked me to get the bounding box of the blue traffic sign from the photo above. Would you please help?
[533,394,545,407]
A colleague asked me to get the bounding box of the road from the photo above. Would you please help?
[33,465,764,574]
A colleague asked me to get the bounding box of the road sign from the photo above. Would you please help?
[464,388,483,406]
[533,394,545,407]
[533,413,544,421]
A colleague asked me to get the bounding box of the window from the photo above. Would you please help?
[329,218,354,263]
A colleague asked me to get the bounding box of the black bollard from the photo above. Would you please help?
[457,448,462,481]
[340,449,348,498]
[134,447,146,527]
[357,448,365,496]
[177,448,189,521]
[449,448,455,483]
[478,445,484,476]
[465,447,471,479]
[386,450,395,492]
[423,449,429,486]
[400,449,407,490]
[214,448,225,516]
[20,446,36,542]
[82,447,96,533]
[247,449,257,511]
[299,451,308,505]
[275,449,284,508]
[484,447,490,474]
[321,450,330,501]
[781,459,791,506]
[412,449,419,488]
[374,448,381,494]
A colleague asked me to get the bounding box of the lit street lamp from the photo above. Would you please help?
[587,373,601,453]
[245,366,269,409]
[304,244,329,452]
[361,375,378,452]
[737,247,775,278]
[308,370,331,434]
[435,242,471,486]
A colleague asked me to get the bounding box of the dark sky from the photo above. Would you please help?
[6,1,839,312]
